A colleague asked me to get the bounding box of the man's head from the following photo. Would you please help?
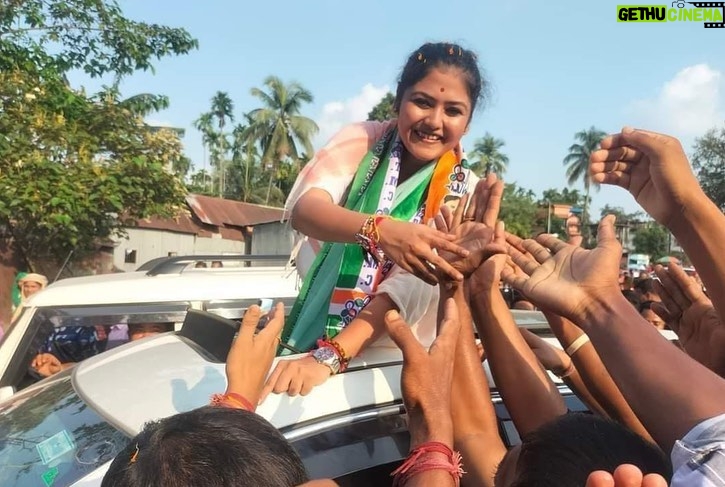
[634,278,660,303]
[494,413,671,486]
[102,406,308,487]
[127,323,173,341]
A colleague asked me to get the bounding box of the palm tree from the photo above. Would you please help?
[210,92,235,197]
[563,126,607,240]
[468,133,509,177]
[246,76,319,179]
[193,112,215,193]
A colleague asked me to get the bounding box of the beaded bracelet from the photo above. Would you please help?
[355,215,389,264]
[210,392,256,412]
[391,441,465,486]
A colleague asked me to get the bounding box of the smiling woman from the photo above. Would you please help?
[261,42,490,408]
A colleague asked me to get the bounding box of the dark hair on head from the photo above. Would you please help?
[394,42,486,117]
[509,413,671,487]
[634,277,656,295]
[638,300,658,313]
[102,406,308,487]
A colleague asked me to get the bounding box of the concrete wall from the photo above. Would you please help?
[114,228,245,272]
[250,222,293,256]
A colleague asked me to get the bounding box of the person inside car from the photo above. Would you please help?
[31,322,173,378]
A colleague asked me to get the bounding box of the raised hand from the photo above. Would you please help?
[225,302,286,406]
[590,127,702,227]
[653,263,725,377]
[502,216,622,323]
[378,219,469,285]
[31,353,63,377]
[434,174,507,278]
[385,298,461,447]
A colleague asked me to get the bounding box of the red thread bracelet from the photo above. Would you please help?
[209,392,256,412]
[391,441,464,486]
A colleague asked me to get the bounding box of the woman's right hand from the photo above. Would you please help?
[260,355,333,403]
[377,219,468,285]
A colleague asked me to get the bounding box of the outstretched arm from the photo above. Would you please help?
[591,128,725,322]
[504,216,725,451]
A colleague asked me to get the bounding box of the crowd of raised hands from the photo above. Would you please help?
[102,127,725,487]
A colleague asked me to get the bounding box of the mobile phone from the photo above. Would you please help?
[256,298,274,330]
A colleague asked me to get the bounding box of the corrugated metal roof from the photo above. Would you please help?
[134,212,211,236]
[186,194,284,227]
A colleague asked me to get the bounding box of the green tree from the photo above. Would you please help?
[536,187,589,236]
[632,223,669,260]
[0,0,198,78]
[499,183,538,238]
[692,127,725,211]
[563,126,607,241]
[246,76,318,204]
[367,92,396,122]
[598,204,643,223]
[0,0,195,282]
[468,133,510,177]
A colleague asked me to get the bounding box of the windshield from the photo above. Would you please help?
[0,372,128,486]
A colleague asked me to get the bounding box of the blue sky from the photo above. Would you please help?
[70,0,724,217]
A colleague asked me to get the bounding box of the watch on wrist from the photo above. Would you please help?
[311,346,341,375]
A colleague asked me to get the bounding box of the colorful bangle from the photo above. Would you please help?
[210,392,256,412]
[391,441,465,486]
[355,215,389,265]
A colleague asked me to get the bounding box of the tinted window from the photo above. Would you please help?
[0,373,128,487]
[0,303,189,392]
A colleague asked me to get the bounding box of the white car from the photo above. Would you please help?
[0,255,299,400]
[0,308,585,487]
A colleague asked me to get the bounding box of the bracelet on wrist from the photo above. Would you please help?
[209,392,256,412]
[391,441,465,486]
[355,215,390,265]
[565,334,590,356]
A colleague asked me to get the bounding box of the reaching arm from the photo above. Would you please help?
[504,216,725,452]
[442,282,506,487]
[591,128,725,322]
[542,310,654,443]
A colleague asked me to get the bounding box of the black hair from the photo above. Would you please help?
[102,406,308,487]
[394,42,486,117]
[638,300,658,313]
[634,278,656,295]
[508,413,671,486]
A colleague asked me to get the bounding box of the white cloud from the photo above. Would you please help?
[314,83,391,147]
[628,64,723,139]
[144,118,175,127]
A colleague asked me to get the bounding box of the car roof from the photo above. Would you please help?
[70,330,565,437]
[23,267,299,307]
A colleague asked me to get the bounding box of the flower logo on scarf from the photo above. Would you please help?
[449,164,466,183]
[340,296,371,325]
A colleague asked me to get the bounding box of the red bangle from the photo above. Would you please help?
[391,441,464,486]
[210,392,256,412]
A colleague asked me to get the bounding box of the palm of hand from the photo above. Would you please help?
[677,302,725,376]
[520,245,619,320]
[439,222,496,277]
[627,159,672,225]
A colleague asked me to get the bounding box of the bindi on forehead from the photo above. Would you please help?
[440,87,445,92]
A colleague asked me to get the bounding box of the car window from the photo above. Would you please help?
[0,302,190,393]
[0,372,128,487]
